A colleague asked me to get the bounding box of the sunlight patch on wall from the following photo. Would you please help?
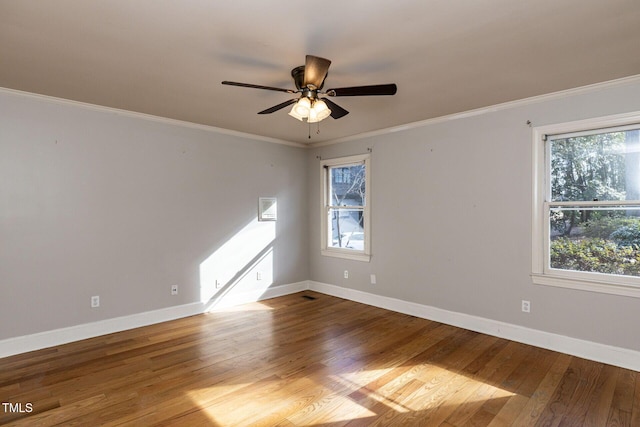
[199,218,275,309]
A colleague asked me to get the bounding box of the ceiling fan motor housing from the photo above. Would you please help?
[291,65,326,95]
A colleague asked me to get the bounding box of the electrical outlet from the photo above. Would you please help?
[522,300,531,313]
[256,271,262,281]
[171,285,178,295]
[344,270,349,279]
[370,274,377,285]
[91,295,100,308]
[215,280,222,289]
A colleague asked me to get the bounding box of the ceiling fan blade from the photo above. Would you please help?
[326,83,397,97]
[303,55,331,89]
[257,99,298,114]
[222,81,296,94]
[322,98,349,119]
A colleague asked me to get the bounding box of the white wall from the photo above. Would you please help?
[308,78,640,353]
[0,90,308,340]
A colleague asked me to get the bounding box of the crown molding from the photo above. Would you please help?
[5,74,640,150]
[309,74,640,148]
[0,87,307,148]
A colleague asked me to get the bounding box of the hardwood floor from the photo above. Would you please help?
[1,291,638,426]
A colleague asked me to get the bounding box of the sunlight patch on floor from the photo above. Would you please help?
[211,301,275,312]
[288,394,378,425]
[186,378,378,426]
[334,364,518,415]
[184,335,517,426]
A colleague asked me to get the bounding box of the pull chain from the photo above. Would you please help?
[306,121,322,139]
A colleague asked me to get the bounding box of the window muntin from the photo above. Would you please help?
[321,154,370,261]
[532,115,640,296]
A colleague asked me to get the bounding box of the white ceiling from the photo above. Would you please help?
[2,0,640,144]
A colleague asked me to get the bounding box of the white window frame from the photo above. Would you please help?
[532,111,640,298]
[320,153,371,262]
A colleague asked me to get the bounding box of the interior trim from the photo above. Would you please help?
[4,74,640,150]
[3,280,639,372]
[0,86,307,148]
[307,281,640,372]
[0,281,308,358]
[309,74,640,147]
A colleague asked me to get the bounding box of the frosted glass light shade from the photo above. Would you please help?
[288,97,331,123]
[308,99,331,123]
[288,98,311,121]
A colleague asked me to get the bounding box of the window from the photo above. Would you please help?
[532,112,640,297]
[320,154,371,261]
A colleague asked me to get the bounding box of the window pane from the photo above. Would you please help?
[329,164,365,207]
[550,129,640,202]
[549,208,640,276]
[329,208,364,250]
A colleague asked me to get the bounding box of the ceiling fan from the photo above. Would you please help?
[222,55,397,124]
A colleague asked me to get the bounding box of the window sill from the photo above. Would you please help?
[531,273,640,298]
[321,249,371,262]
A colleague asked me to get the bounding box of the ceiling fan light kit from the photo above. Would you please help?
[289,98,331,123]
[222,55,397,130]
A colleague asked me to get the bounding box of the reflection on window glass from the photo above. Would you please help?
[329,165,365,206]
[550,130,639,202]
[548,128,640,278]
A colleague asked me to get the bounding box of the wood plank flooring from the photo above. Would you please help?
[1,291,638,426]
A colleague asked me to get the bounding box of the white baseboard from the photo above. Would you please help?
[0,302,204,359]
[308,281,640,372]
[204,281,309,310]
[0,282,309,358]
[4,280,639,372]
